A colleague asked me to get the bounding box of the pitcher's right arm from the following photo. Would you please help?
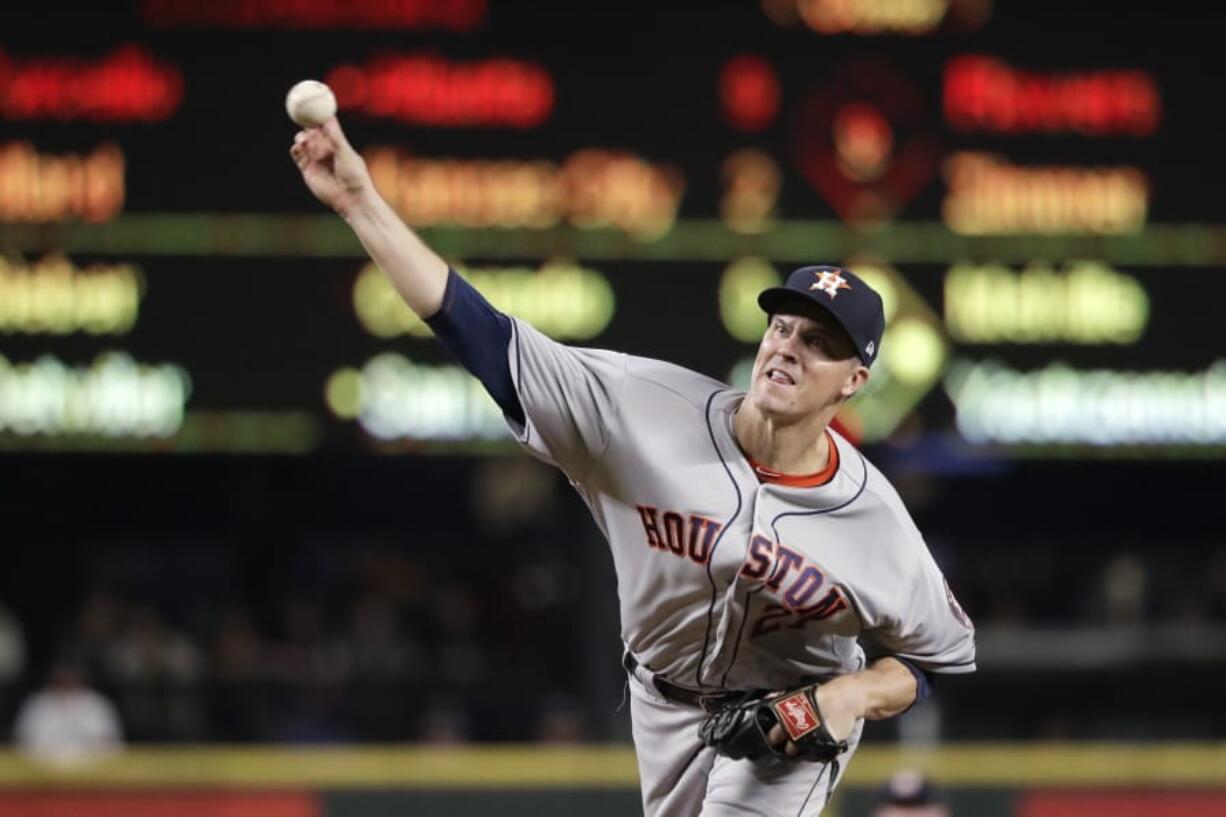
[290,117,448,317]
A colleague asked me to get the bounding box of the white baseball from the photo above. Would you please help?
[285,80,337,128]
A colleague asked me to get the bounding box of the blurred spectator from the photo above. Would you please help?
[266,600,350,684]
[103,604,203,684]
[896,697,942,748]
[1096,554,1150,623]
[0,602,25,684]
[470,458,558,534]
[1206,545,1226,619]
[208,611,267,741]
[348,593,422,681]
[432,587,488,687]
[73,591,123,679]
[418,695,471,744]
[271,686,350,744]
[534,694,588,744]
[872,770,951,817]
[101,604,205,741]
[212,611,264,682]
[13,662,123,767]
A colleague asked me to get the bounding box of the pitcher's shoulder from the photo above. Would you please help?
[623,354,732,410]
[829,433,924,537]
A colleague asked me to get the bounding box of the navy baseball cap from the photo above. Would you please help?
[757,265,885,367]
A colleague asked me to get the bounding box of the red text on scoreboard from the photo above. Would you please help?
[0,46,182,123]
[944,56,1160,136]
[326,55,553,128]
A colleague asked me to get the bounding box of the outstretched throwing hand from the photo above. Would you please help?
[288,117,371,217]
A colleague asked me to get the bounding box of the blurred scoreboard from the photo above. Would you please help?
[0,0,1223,458]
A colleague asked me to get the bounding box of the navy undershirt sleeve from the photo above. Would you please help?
[424,269,525,426]
[891,656,934,706]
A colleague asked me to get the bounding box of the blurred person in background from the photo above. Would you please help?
[0,601,25,686]
[13,660,123,767]
[0,602,26,731]
[418,695,471,744]
[534,693,589,744]
[872,769,950,817]
[103,603,205,741]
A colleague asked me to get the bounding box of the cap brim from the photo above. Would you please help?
[756,287,867,365]
[758,287,814,317]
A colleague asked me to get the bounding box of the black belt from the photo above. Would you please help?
[622,652,753,713]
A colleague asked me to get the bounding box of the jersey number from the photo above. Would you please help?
[750,591,848,638]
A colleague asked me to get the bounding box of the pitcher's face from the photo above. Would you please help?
[746,311,867,422]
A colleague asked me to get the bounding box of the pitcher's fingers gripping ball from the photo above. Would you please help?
[289,128,333,169]
[288,116,370,216]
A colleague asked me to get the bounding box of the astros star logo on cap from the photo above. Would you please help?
[810,269,852,299]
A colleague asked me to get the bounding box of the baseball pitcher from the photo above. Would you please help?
[291,117,976,817]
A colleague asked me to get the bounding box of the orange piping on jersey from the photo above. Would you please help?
[746,430,840,488]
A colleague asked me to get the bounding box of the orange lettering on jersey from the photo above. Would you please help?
[751,588,849,639]
[783,565,825,608]
[740,536,850,637]
[636,505,720,565]
[662,511,686,555]
[795,587,848,620]
[766,546,803,590]
[740,534,775,580]
[688,515,720,564]
[636,505,665,549]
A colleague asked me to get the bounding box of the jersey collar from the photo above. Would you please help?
[707,391,865,508]
[744,430,840,488]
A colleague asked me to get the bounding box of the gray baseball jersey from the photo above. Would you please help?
[505,317,976,815]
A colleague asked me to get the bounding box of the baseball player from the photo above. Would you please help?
[290,118,976,816]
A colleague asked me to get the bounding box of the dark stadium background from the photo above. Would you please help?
[1,1,1224,814]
